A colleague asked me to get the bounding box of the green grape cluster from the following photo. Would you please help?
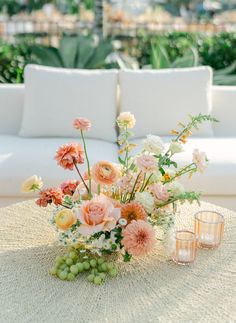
[49,249,118,285]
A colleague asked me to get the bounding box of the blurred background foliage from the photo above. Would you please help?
[2,32,236,84]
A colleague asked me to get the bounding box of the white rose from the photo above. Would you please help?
[117,112,136,129]
[192,149,207,173]
[169,141,183,154]
[135,191,154,214]
[167,182,184,196]
[21,175,43,193]
[143,135,164,155]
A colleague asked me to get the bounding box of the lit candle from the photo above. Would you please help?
[177,249,192,262]
[199,233,215,245]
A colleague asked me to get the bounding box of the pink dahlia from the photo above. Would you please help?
[55,143,84,170]
[122,220,156,256]
[73,118,92,132]
[36,188,63,207]
[61,180,80,196]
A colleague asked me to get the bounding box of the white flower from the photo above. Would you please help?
[117,112,136,129]
[21,175,43,193]
[169,141,183,155]
[167,182,184,196]
[143,135,164,155]
[119,218,127,226]
[192,149,207,173]
[135,191,154,214]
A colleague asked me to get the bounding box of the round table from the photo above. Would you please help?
[0,200,236,323]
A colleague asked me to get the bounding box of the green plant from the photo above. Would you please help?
[0,42,31,83]
[30,35,137,69]
[213,61,236,85]
[150,40,199,69]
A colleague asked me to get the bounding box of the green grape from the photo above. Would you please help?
[101,263,108,272]
[55,256,64,264]
[66,258,73,266]
[97,257,105,265]
[108,268,118,278]
[69,251,77,260]
[60,263,67,270]
[99,273,106,280]
[94,276,102,285]
[90,259,97,268]
[67,273,75,281]
[49,267,57,275]
[83,261,90,270]
[106,263,113,271]
[87,274,95,283]
[59,271,68,280]
[56,269,62,276]
[76,262,84,273]
[98,265,104,273]
[70,265,79,275]
[91,268,98,275]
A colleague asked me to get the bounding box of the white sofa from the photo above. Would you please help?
[0,66,236,210]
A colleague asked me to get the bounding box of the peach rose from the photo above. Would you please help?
[76,195,120,236]
[91,161,119,185]
[55,209,77,231]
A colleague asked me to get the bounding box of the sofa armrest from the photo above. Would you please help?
[0,84,24,135]
[212,85,236,137]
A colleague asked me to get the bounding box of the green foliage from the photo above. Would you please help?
[0,42,31,83]
[150,39,199,69]
[30,35,113,69]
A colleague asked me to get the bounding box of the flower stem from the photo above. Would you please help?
[80,130,92,198]
[129,171,142,202]
[73,160,89,193]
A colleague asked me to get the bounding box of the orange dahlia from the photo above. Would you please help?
[121,202,147,224]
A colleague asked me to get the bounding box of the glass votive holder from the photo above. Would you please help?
[194,211,224,249]
[171,230,197,265]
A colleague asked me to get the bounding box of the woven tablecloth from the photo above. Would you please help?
[0,200,236,323]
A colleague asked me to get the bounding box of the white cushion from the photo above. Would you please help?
[0,136,118,196]
[19,65,118,142]
[119,67,213,138]
[130,137,236,195]
[212,86,236,136]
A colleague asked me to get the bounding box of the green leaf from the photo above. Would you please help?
[170,47,199,68]
[85,39,113,69]
[76,35,95,68]
[59,36,78,68]
[150,40,170,69]
[214,61,236,76]
[31,45,63,67]
[118,156,125,165]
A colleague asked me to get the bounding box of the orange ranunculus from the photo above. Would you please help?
[91,161,119,185]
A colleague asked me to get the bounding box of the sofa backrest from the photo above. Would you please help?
[0,84,24,135]
[0,80,236,137]
[212,86,236,137]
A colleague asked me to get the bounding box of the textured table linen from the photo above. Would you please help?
[0,200,236,323]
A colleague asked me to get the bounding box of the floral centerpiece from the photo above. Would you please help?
[22,112,217,285]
